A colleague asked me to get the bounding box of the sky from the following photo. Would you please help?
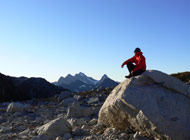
[0,0,190,82]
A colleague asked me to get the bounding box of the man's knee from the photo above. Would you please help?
[127,62,133,67]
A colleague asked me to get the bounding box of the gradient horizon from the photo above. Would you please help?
[0,0,189,82]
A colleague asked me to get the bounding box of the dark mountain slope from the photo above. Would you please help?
[0,73,67,102]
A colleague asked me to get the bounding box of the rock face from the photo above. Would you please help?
[37,117,72,137]
[98,70,190,140]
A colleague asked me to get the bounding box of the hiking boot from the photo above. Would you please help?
[125,75,131,78]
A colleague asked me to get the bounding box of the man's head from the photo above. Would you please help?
[134,48,141,53]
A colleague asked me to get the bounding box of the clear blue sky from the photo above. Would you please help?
[0,0,189,82]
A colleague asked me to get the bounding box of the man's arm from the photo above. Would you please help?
[121,56,135,68]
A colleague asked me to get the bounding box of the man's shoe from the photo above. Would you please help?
[125,75,131,78]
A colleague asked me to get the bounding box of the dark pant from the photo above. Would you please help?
[127,62,145,76]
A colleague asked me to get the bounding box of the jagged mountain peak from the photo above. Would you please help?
[65,74,73,78]
[79,72,86,76]
[101,74,108,80]
[99,74,110,83]
[75,72,87,77]
[96,74,118,89]
[55,72,118,92]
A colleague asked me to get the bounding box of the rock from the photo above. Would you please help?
[74,95,85,101]
[64,133,72,139]
[13,112,23,117]
[103,127,117,136]
[1,102,10,107]
[143,70,190,97]
[83,136,93,139]
[59,98,79,107]
[0,107,6,112]
[90,124,106,134]
[46,96,58,102]
[19,128,30,136]
[82,107,93,117]
[32,135,52,140]
[67,107,82,118]
[58,91,73,102]
[56,136,66,140]
[67,106,92,118]
[0,126,12,134]
[72,127,81,136]
[87,97,99,104]
[68,118,86,127]
[37,117,72,137]
[0,116,5,123]
[92,106,101,115]
[186,80,190,86]
[88,118,98,126]
[133,132,140,139]
[120,132,128,139]
[98,70,190,140]
[73,136,84,140]
[81,125,91,130]
[6,102,32,113]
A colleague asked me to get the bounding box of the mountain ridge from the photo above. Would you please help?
[0,73,67,102]
[54,72,119,92]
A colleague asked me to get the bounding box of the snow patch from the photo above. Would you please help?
[79,85,87,88]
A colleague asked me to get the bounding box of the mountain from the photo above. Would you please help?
[60,80,95,92]
[0,73,68,102]
[56,72,98,86]
[54,72,97,92]
[95,74,119,89]
[54,73,119,92]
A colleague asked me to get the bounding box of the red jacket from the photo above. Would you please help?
[122,52,146,72]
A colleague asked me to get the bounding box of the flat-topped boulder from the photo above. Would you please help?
[37,117,72,137]
[98,70,190,140]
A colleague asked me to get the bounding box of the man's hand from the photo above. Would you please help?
[131,70,134,75]
[121,64,124,68]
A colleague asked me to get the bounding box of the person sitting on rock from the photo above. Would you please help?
[121,48,146,78]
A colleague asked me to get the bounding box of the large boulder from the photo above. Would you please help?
[37,117,72,137]
[98,70,190,140]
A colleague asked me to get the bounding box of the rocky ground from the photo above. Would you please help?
[0,87,153,140]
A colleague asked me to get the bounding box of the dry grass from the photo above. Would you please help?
[171,72,190,83]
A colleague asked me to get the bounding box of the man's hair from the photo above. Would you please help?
[134,48,141,53]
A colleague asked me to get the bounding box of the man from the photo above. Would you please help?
[121,48,146,78]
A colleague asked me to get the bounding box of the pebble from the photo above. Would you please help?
[56,136,66,140]
[64,133,72,139]
[89,118,98,126]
